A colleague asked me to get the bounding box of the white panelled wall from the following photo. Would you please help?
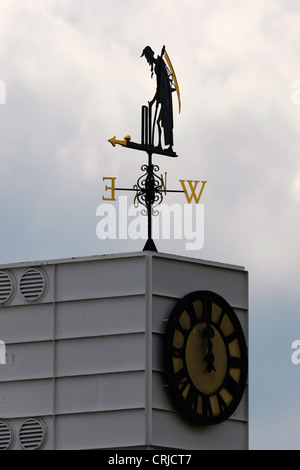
[0,252,248,450]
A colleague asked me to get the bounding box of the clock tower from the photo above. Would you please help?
[0,251,248,450]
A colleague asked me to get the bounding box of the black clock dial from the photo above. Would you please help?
[164,290,248,425]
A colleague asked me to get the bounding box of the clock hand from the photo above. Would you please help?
[204,299,216,373]
[204,325,216,372]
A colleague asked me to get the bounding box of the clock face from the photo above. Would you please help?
[164,290,248,425]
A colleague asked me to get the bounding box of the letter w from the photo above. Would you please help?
[179,180,207,203]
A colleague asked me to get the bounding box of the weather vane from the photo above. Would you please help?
[107,45,206,252]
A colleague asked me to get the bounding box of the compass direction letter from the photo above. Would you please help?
[102,177,117,201]
[179,180,207,203]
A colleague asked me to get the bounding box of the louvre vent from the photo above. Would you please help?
[0,271,15,304]
[19,269,47,302]
[19,418,46,450]
[0,420,12,450]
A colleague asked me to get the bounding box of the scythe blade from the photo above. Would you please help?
[164,50,181,114]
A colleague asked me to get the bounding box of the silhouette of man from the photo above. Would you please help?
[141,45,175,152]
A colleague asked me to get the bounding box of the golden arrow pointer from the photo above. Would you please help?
[108,134,177,157]
[108,135,131,148]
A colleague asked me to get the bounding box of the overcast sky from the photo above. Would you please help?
[0,0,300,449]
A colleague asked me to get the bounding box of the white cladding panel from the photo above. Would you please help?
[55,334,146,376]
[0,380,53,419]
[55,295,146,339]
[152,255,248,310]
[0,303,53,343]
[0,252,248,450]
[152,410,247,450]
[55,371,145,414]
[1,341,53,382]
[54,256,146,301]
[54,410,146,450]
